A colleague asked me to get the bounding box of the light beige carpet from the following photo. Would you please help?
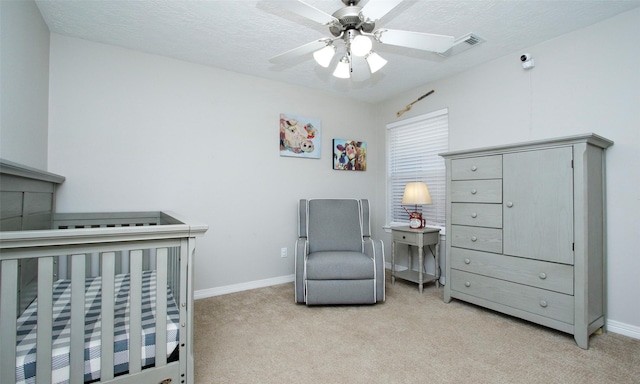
[194,275,639,384]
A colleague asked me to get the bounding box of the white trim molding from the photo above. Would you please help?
[194,274,295,300]
[607,319,640,340]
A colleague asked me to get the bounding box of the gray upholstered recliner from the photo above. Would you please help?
[295,199,385,305]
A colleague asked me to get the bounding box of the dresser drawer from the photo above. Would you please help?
[451,155,502,180]
[451,180,502,203]
[393,228,440,246]
[450,248,574,294]
[393,230,417,244]
[451,225,502,253]
[451,203,502,228]
[451,270,574,324]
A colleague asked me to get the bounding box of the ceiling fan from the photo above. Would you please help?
[269,0,455,79]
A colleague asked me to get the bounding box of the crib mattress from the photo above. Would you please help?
[15,270,180,384]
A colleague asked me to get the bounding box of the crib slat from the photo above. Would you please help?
[169,247,180,302]
[128,250,143,374]
[69,254,86,384]
[36,257,54,384]
[184,237,200,383]
[0,259,19,384]
[100,252,116,381]
[155,248,168,367]
[179,238,190,382]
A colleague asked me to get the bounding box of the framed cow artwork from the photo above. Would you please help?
[279,113,321,159]
[333,139,366,171]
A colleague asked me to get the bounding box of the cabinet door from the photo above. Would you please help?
[503,147,574,264]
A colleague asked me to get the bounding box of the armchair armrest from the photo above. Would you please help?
[295,237,308,303]
[364,237,385,302]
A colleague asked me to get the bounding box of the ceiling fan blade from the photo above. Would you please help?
[269,39,330,64]
[288,1,339,25]
[376,29,454,53]
[360,0,403,21]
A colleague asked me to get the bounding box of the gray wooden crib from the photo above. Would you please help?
[0,159,207,384]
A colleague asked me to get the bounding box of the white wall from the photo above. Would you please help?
[0,0,49,168]
[47,34,381,292]
[374,8,640,336]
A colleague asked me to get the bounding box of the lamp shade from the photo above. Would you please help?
[365,51,387,73]
[402,182,432,205]
[313,44,336,68]
[333,56,351,78]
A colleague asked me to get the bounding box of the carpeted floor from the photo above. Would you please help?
[193,275,640,383]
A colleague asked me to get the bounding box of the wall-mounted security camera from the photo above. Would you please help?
[520,53,535,69]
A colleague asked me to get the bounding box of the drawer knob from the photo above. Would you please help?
[464,258,471,264]
[471,189,477,195]
[471,236,477,242]
[402,235,406,239]
[465,281,471,288]
[539,300,548,308]
[539,272,547,280]
[506,201,514,208]
[471,212,477,218]
[471,166,478,171]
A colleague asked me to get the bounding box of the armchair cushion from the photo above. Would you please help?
[307,199,363,253]
[305,251,375,280]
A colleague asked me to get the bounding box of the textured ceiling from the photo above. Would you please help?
[35,0,640,103]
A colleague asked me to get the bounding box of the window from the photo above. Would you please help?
[386,109,448,229]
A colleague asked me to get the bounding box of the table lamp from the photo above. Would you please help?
[402,182,432,229]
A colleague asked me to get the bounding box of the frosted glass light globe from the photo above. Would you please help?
[351,35,373,57]
[333,56,351,79]
[365,51,387,73]
[313,45,336,68]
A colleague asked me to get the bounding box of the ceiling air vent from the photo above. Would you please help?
[438,33,485,58]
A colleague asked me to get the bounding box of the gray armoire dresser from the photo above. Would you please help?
[440,133,613,349]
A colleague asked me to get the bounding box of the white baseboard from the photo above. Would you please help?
[607,319,640,340]
[194,274,294,300]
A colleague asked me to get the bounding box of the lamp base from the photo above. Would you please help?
[408,212,425,229]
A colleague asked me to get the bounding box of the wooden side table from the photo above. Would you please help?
[391,226,441,293]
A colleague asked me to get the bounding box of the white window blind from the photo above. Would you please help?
[386,109,448,228]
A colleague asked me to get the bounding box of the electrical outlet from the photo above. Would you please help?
[280,247,287,258]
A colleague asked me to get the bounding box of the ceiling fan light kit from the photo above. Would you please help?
[270,0,455,80]
[350,34,373,56]
[365,51,387,74]
[313,44,337,67]
[333,55,352,78]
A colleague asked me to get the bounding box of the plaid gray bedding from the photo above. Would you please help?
[15,270,180,384]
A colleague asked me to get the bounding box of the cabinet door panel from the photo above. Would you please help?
[503,147,573,264]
